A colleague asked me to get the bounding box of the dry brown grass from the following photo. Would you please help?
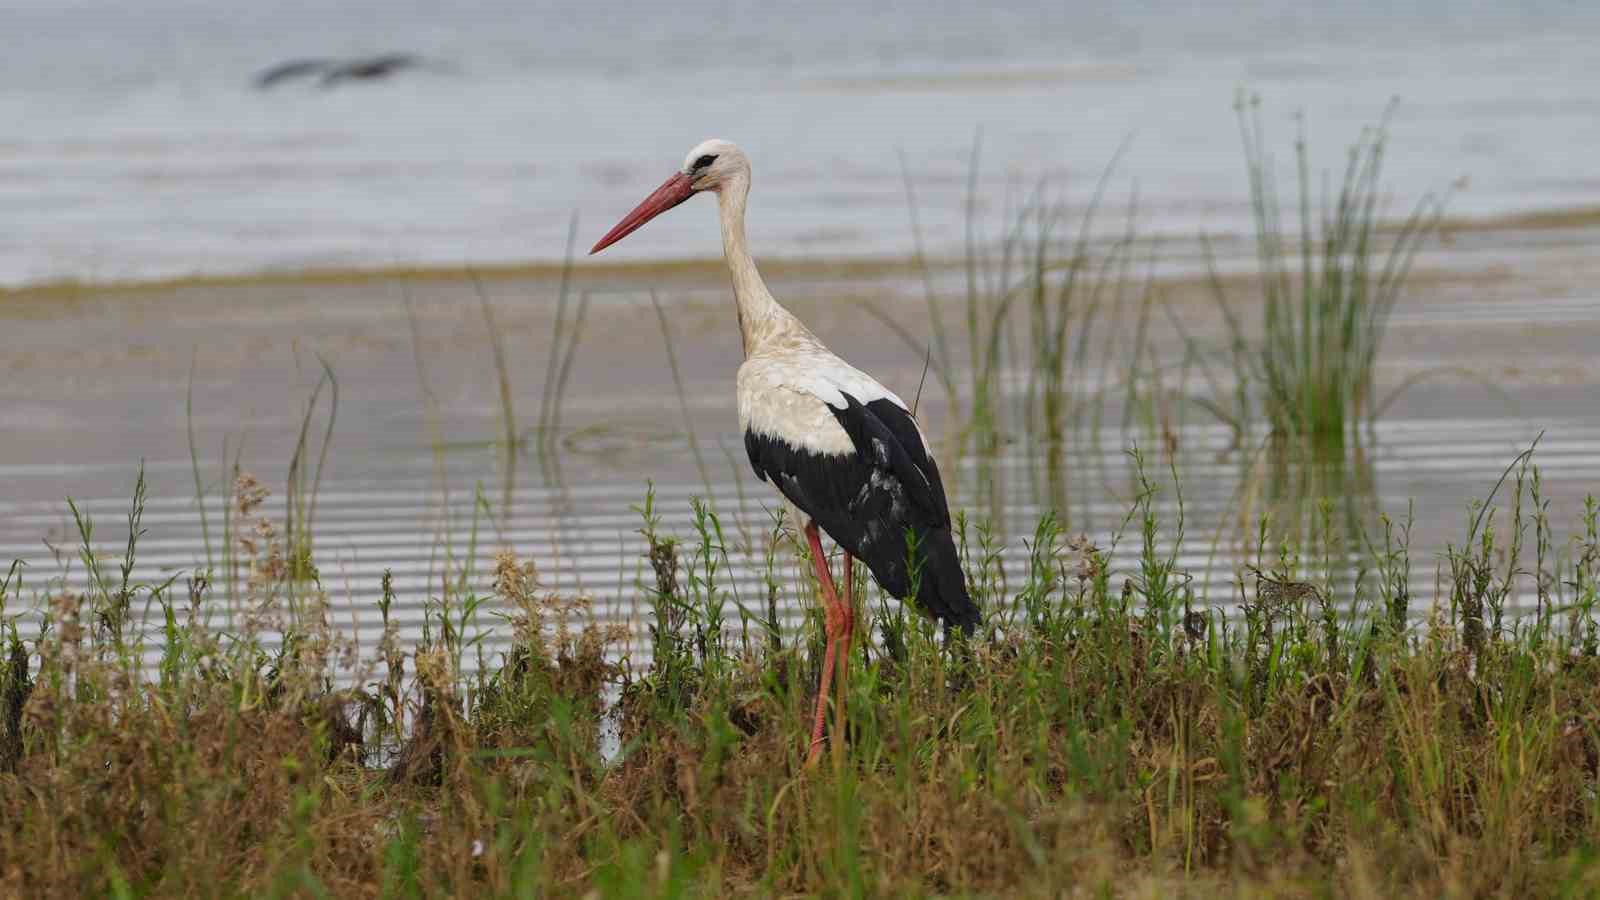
[2,463,1600,897]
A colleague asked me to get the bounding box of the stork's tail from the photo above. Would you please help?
[913,526,981,634]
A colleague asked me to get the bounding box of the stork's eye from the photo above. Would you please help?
[692,154,718,171]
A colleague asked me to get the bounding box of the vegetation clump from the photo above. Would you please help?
[1205,96,1452,452]
[2,452,1598,896]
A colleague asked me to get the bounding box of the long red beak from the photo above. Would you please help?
[589,171,696,254]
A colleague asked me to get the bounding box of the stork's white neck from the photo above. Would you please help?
[718,173,809,356]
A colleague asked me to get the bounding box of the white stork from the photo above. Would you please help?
[590,139,979,766]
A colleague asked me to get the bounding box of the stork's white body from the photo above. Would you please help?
[737,345,909,543]
[737,347,907,458]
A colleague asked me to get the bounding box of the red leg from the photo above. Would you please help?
[808,621,838,766]
[835,552,856,767]
[804,522,844,769]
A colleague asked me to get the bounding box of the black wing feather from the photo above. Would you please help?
[743,391,978,632]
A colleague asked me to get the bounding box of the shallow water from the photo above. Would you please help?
[4,0,1600,285]
[1,412,1595,674]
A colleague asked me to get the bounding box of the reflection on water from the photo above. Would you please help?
[1244,435,1380,607]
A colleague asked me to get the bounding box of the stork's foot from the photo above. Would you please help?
[805,733,827,769]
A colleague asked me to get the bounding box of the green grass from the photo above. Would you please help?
[3,445,1599,896]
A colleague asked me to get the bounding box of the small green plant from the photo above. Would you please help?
[2,446,1600,895]
[1,562,29,773]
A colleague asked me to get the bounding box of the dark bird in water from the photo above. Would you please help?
[253,53,443,90]
[590,139,979,768]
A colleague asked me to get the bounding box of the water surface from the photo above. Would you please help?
[4,0,1600,284]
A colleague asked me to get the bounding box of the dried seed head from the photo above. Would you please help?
[234,472,269,517]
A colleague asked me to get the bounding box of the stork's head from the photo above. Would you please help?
[590,138,747,254]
